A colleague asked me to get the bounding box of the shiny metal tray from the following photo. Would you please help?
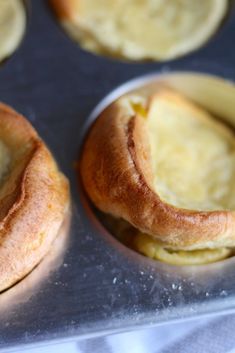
[1,0,235,351]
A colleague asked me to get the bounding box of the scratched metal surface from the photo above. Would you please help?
[1,0,235,351]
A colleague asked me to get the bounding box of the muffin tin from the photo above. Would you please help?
[1,0,235,351]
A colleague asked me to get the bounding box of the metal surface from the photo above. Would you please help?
[1,0,235,350]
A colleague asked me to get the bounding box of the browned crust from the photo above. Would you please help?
[80,97,235,251]
[0,103,69,291]
[49,0,80,20]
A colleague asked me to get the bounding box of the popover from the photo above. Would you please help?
[0,103,69,291]
[49,0,227,61]
[81,89,235,265]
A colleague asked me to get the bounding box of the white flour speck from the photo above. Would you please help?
[220,290,228,296]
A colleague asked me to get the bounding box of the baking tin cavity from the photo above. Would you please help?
[77,71,235,341]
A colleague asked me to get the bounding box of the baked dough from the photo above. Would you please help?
[81,89,235,263]
[0,0,26,63]
[49,0,227,60]
[0,103,69,291]
[102,216,232,265]
[133,233,232,265]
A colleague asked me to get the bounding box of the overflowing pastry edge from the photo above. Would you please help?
[80,88,235,265]
[101,216,233,266]
[0,103,70,291]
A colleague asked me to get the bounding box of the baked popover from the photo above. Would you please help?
[0,0,26,63]
[49,0,227,61]
[0,103,69,291]
[80,89,235,265]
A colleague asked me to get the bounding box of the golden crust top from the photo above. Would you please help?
[80,90,235,251]
[0,103,69,291]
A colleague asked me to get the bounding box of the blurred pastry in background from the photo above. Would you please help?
[0,0,26,63]
[49,0,227,61]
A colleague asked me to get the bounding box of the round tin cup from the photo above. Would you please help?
[78,72,235,319]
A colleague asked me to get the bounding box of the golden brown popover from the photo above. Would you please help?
[0,0,26,63]
[80,89,235,264]
[0,103,69,291]
[49,0,227,61]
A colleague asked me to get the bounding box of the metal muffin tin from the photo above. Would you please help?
[1,0,235,351]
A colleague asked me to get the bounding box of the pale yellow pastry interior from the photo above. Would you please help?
[146,93,235,212]
[50,0,227,61]
[0,0,26,63]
